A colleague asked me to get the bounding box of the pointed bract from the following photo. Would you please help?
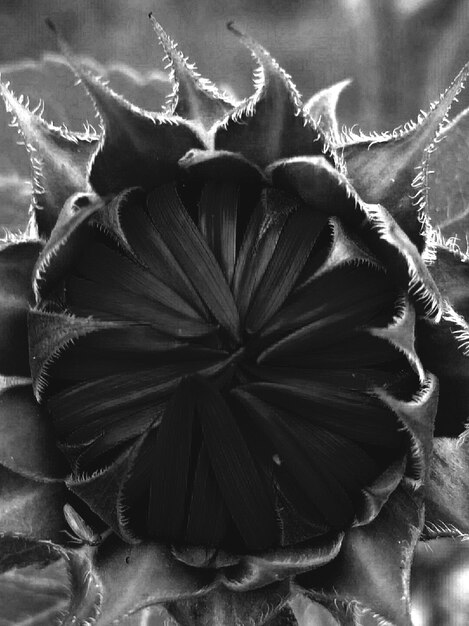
[150,16,236,130]
[77,70,207,196]
[305,79,351,146]
[0,81,98,236]
[341,61,469,249]
[45,21,206,196]
[67,441,143,545]
[214,24,325,168]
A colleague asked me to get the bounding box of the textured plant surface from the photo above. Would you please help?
[2,12,469,626]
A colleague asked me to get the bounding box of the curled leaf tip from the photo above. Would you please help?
[305,79,352,144]
[214,23,324,167]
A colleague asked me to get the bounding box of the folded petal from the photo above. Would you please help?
[297,485,423,626]
[28,308,128,400]
[33,191,103,298]
[0,535,62,573]
[150,17,236,129]
[340,61,469,249]
[0,240,41,376]
[268,156,443,321]
[0,80,98,237]
[214,24,325,168]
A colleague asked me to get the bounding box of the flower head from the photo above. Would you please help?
[1,15,469,626]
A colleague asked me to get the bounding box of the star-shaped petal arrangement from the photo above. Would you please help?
[0,15,469,626]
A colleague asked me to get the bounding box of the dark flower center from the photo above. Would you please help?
[45,179,412,552]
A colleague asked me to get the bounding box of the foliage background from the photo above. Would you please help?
[1,1,469,624]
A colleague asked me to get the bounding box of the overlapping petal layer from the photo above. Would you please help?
[31,177,426,556]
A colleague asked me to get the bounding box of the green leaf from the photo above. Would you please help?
[0,560,68,625]
[28,308,127,401]
[0,382,68,480]
[0,240,41,376]
[79,69,205,197]
[0,467,66,543]
[146,184,240,341]
[214,24,325,168]
[425,108,469,242]
[0,535,61,574]
[297,485,424,626]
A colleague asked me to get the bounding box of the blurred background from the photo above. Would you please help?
[1,0,469,624]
